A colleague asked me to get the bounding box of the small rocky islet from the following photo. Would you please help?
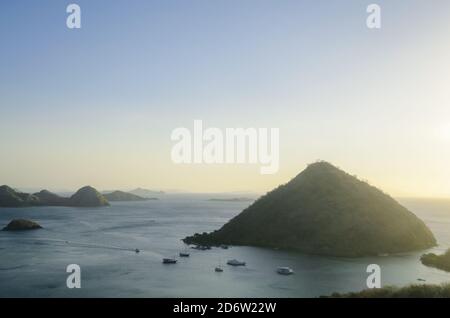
[2,219,43,231]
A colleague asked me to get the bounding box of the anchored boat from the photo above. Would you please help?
[277,267,294,275]
[162,258,177,264]
[227,259,246,266]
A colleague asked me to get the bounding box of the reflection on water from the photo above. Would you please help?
[0,195,449,297]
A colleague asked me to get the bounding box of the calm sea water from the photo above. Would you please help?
[0,195,449,298]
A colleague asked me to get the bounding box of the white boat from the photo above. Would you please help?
[227,259,246,266]
[277,267,294,275]
[162,258,177,264]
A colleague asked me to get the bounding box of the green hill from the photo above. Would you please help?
[184,161,436,257]
[0,185,40,207]
[69,186,109,207]
[34,190,69,206]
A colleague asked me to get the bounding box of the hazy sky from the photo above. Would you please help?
[1,1,450,196]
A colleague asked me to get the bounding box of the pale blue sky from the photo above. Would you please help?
[1,1,450,196]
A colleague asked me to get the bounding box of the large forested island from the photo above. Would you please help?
[0,185,109,207]
[184,161,436,257]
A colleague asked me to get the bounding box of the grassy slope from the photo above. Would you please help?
[327,283,450,298]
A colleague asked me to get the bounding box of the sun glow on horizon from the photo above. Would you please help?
[436,123,450,142]
[1,1,450,198]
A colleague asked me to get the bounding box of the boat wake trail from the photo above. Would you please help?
[0,237,163,258]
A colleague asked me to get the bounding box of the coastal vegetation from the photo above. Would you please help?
[327,283,450,298]
[421,249,450,272]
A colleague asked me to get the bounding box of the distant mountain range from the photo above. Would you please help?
[0,185,109,207]
[103,190,157,202]
[0,185,162,207]
[208,197,254,202]
[129,188,165,198]
[184,161,436,257]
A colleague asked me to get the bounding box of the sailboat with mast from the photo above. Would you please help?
[215,255,224,272]
[179,244,190,257]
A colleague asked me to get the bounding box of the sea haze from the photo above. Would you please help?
[0,195,449,297]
